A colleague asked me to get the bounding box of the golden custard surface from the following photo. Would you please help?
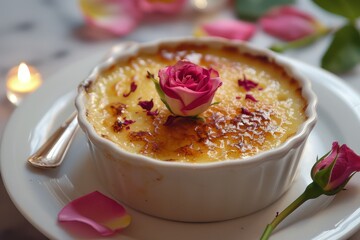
[85,46,306,163]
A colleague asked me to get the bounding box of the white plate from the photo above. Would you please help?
[2,51,360,240]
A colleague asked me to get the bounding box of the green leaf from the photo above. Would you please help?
[313,0,360,21]
[148,71,175,114]
[312,165,331,189]
[235,0,295,21]
[323,175,353,196]
[321,24,360,73]
[148,71,165,100]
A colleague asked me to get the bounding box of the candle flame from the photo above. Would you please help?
[18,62,31,84]
[193,0,208,9]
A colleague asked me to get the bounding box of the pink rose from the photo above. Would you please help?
[79,0,142,37]
[311,142,360,194]
[197,19,256,41]
[259,6,319,41]
[158,60,222,117]
[260,142,360,239]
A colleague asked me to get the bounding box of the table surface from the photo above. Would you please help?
[0,0,360,239]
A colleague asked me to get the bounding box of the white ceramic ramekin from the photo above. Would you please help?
[75,37,317,222]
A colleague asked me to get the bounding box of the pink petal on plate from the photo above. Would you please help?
[79,0,142,36]
[260,6,317,41]
[139,0,187,14]
[198,19,256,41]
[58,191,131,236]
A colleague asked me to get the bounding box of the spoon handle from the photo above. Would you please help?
[27,112,79,168]
[27,41,138,169]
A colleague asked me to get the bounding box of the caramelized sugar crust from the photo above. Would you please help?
[85,45,307,163]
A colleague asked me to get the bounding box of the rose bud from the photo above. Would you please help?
[158,60,222,117]
[261,142,360,240]
[311,142,360,195]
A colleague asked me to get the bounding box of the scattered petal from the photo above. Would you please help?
[245,94,258,102]
[238,75,258,91]
[58,191,131,236]
[138,99,159,116]
[195,19,256,41]
[79,0,142,36]
[112,119,136,132]
[147,109,159,116]
[139,0,186,14]
[260,6,320,41]
[138,99,154,111]
[109,102,127,116]
[123,81,138,97]
[124,119,136,125]
[241,107,252,115]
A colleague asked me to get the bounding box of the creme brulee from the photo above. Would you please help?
[83,45,307,163]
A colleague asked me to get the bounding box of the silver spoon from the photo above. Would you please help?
[27,112,78,168]
[27,41,137,169]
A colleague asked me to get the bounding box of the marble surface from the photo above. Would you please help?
[0,0,360,239]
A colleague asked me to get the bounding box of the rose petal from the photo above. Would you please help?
[313,142,339,174]
[343,144,360,170]
[183,79,222,111]
[138,99,154,111]
[329,144,360,189]
[79,0,142,36]
[123,81,138,97]
[182,101,212,116]
[139,0,186,13]
[260,6,317,41]
[171,86,204,106]
[197,19,256,41]
[58,191,131,236]
[245,94,258,102]
[164,96,186,116]
[238,76,258,91]
[147,109,159,116]
[241,107,252,115]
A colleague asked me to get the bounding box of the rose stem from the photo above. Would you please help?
[260,182,323,240]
